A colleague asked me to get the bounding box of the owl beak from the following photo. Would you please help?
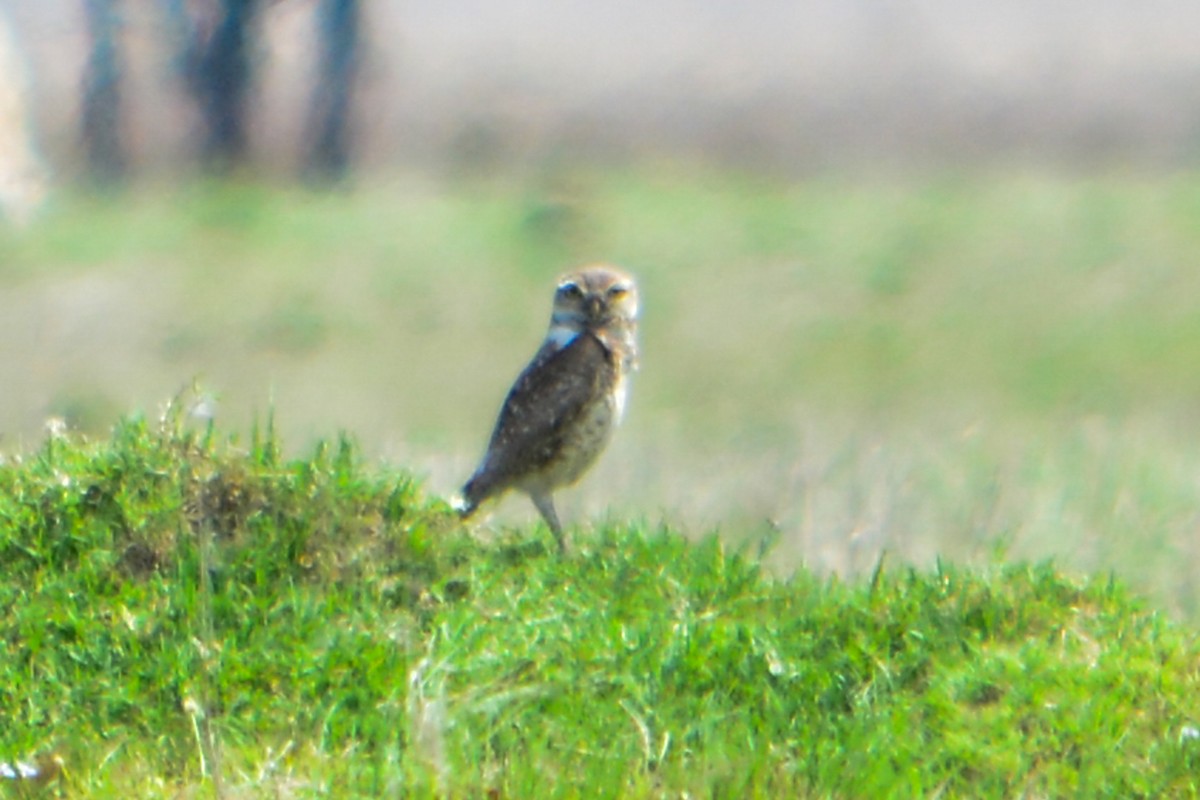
[586,296,602,318]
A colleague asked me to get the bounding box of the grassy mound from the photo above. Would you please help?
[0,411,1198,798]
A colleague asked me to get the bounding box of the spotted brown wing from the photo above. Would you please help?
[462,333,612,508]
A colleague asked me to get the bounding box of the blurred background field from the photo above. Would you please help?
[2,1,1200,612]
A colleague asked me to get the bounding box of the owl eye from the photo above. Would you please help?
[558,282,583,299]
[607,284,629,298]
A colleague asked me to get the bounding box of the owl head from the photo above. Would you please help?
[552,265,639,331]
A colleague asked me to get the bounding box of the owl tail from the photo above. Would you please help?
[455,493,478,519]
[458,471,492,519]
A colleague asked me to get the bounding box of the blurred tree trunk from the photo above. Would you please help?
[305,0,360,182]
[189,0,260,172]
[82,0,125,183]
[160,0,194,76]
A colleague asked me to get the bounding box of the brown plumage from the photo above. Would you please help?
[460,265,640,551]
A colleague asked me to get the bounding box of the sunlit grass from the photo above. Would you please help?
[3,162,1200,794]
[1,412,1199,797]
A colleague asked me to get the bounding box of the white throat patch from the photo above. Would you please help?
[545,324,580,350]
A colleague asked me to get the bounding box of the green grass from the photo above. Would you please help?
[4,164,1200,797]
[1,408,1199,797]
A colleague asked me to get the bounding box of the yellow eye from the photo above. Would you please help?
[607,284,629,298]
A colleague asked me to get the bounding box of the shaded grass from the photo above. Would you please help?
[0,410,1199,797]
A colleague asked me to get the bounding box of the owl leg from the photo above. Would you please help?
[530,491,567,553]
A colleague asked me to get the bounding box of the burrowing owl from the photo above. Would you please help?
[459,265,640,551]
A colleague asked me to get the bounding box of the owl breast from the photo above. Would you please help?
[522,377,620,494]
